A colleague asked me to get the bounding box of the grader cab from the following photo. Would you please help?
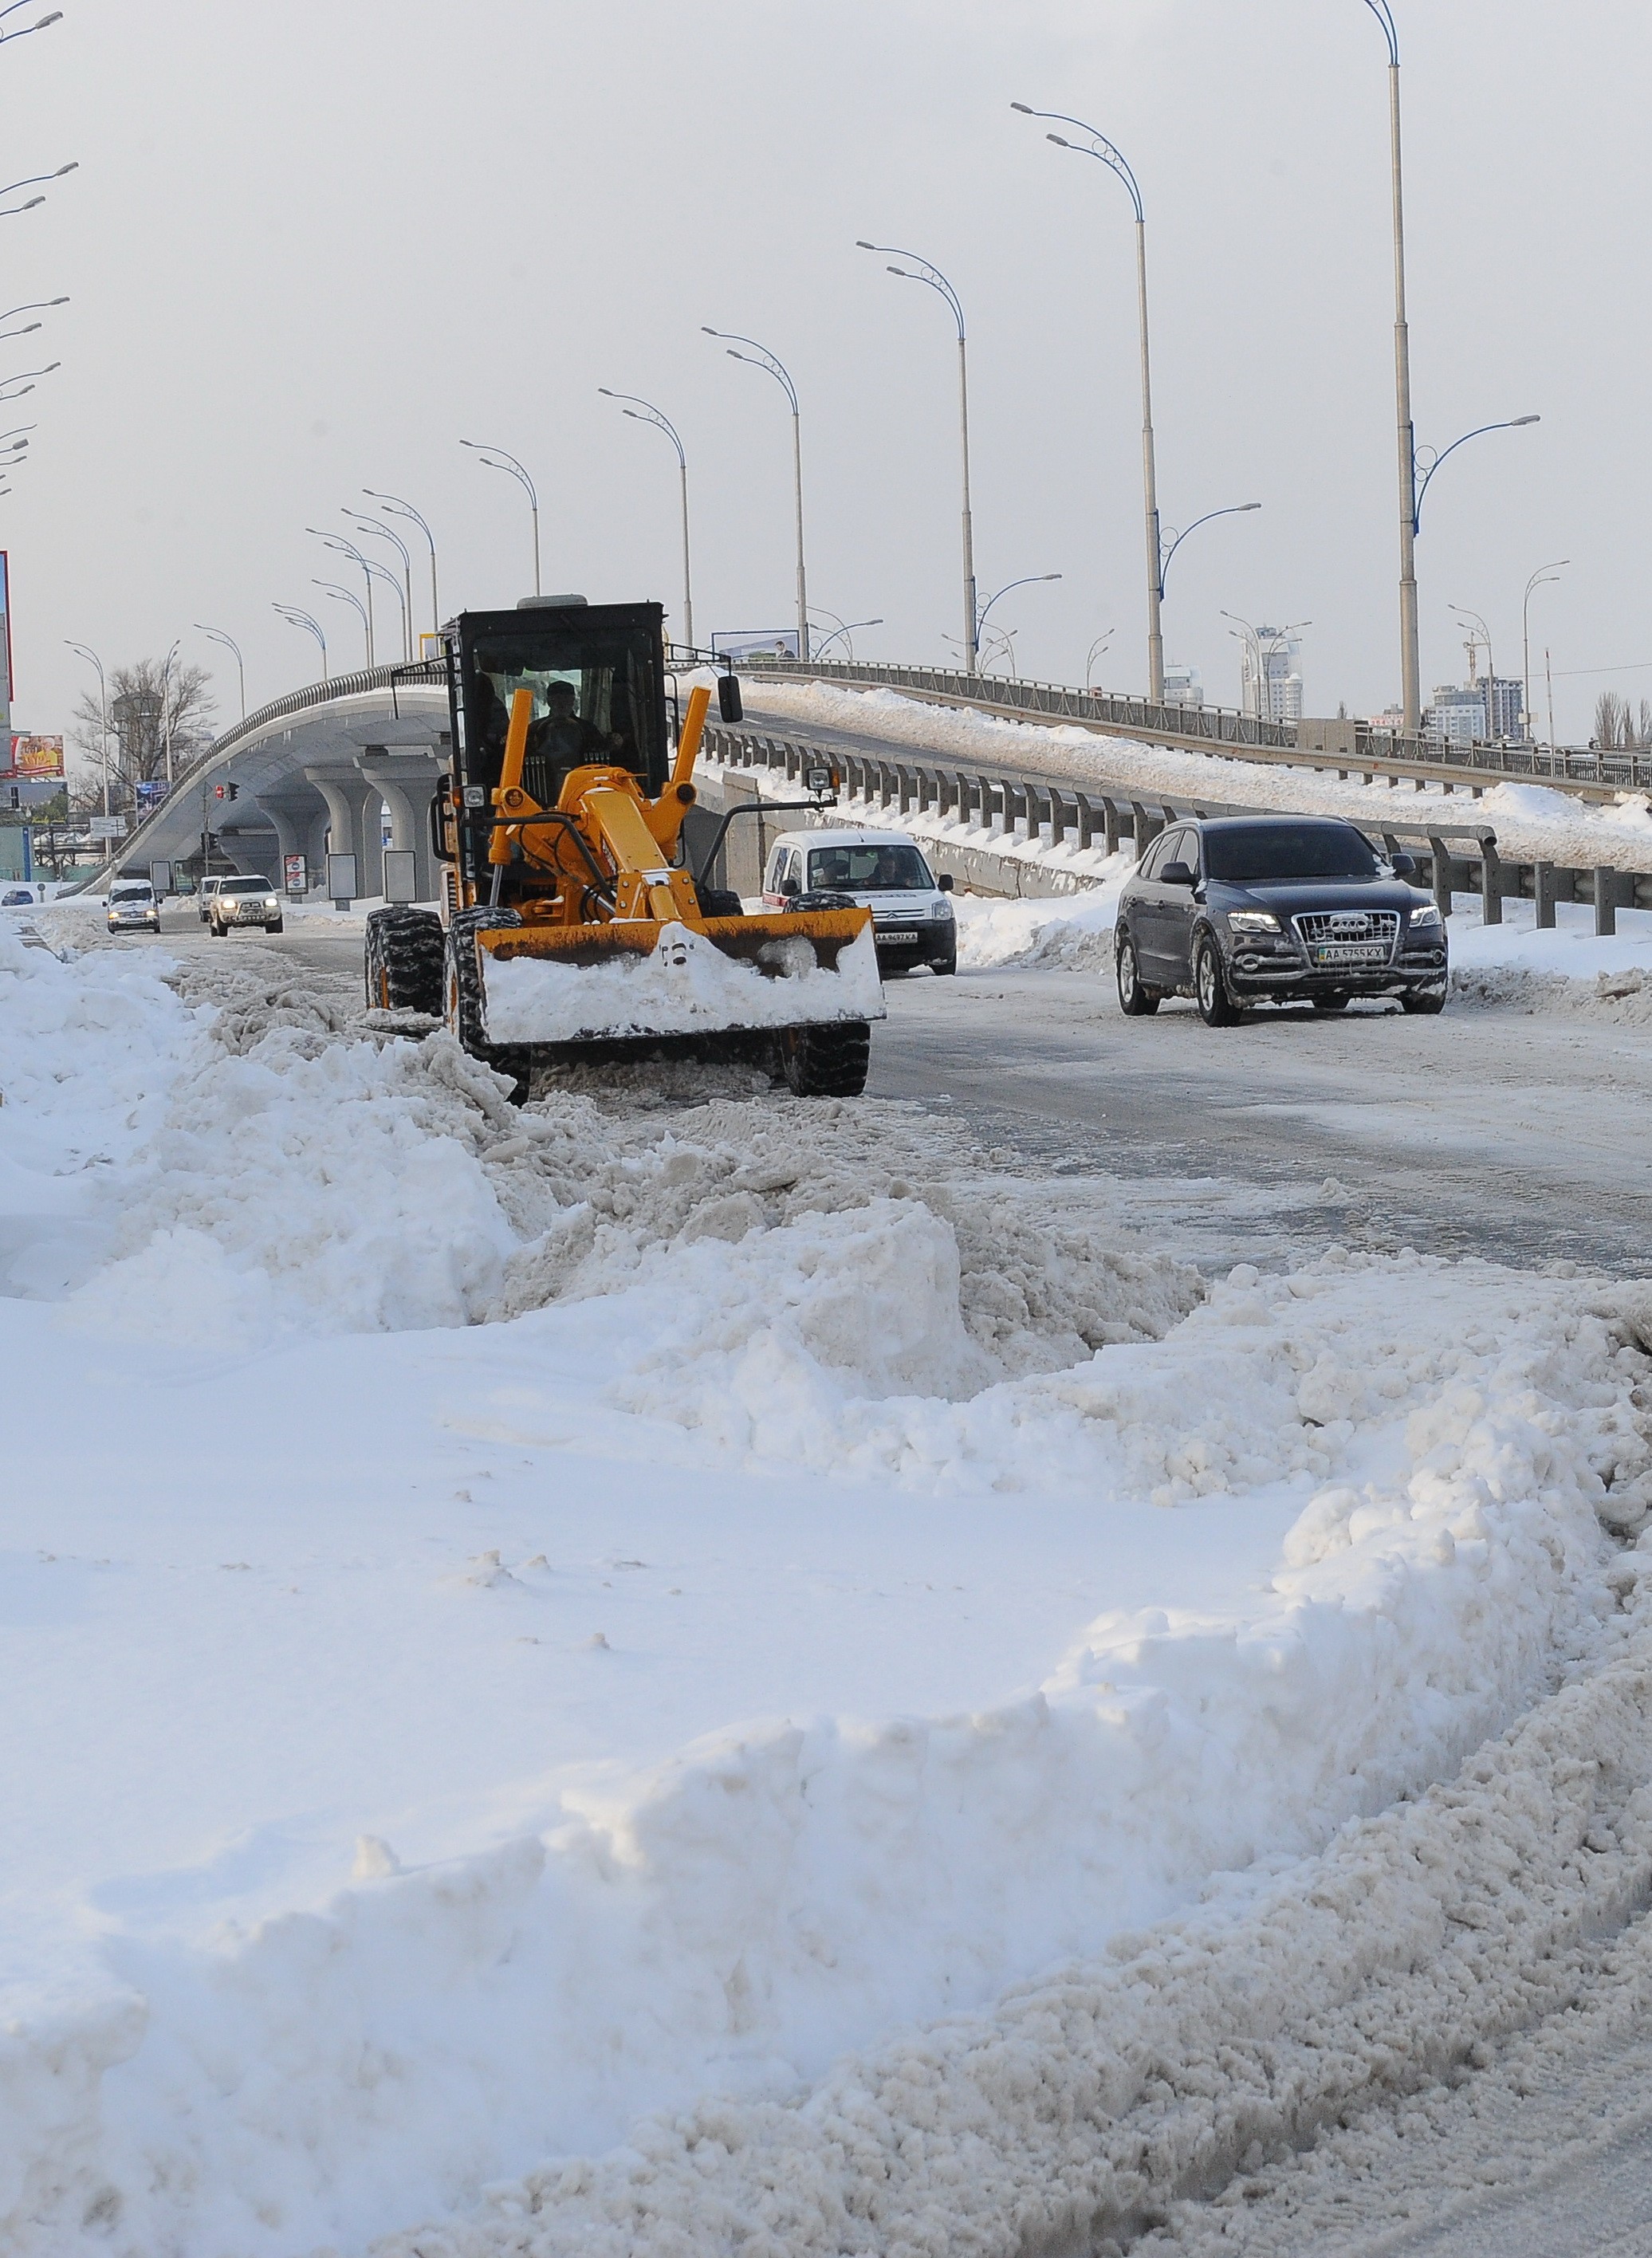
[364,596,883,1098]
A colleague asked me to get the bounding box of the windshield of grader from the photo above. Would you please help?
[459,622,667,818]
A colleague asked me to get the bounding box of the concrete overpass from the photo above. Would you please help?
[69,660,451,899]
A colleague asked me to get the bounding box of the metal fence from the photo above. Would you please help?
[741,655,1652,796]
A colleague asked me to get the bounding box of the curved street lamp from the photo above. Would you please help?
[703,328,808,661]
[195,624,246,721]
[600,387,694,651]
[1013,103,1166,703]
[157,635,182,785]
[977,573,1060,672]
[811,614,883,662]
[65,639,110,817]
[313,580,370,670]
[460,439,539,598]
[1521,559,1568,743]
[1413,415,1540,531]
[0,6,66,46]
[273,602,328,683]
[855,242,975,675]
[345,510,414,660]
[1158,502,1261,596]
[307,528,380,664]
[362,489,439,639]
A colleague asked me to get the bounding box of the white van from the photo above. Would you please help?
[763,826,956,975]
[106,878,160,934]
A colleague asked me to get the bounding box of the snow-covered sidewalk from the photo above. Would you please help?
[0,919,1647,2255]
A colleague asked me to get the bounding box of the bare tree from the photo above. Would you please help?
[1595,690,1628,749]
[69,657,217,797]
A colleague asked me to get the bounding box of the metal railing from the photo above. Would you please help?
[742,654,1650,796]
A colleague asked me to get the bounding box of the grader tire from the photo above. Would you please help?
[443,906,531,1100]
[780,1020,871,1098]
[365,906,444,1014]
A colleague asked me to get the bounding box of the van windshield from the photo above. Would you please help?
[807,843,933,892]
[110,883,152,900]
[1204,823,1379,882]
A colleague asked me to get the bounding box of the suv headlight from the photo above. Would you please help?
[1408,901,1443,930]
[1226,911,1280,934]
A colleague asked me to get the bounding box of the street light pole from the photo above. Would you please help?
[1521,559,1568,743]
[195,624,246,720]
[599,388,694,651]
[855,244,975,675]
[65,639,108,818]
[273,603,328,683]
[313,580,370,669]
[1013,105,1164,702]
[159,635,181,785]
[307,528,377,663]
[363,490,439,639]
[975,573,1061,669]
[346,511,415,661]
[702,330,808,661]
[811,615,884,662]
[1156,502,1263,594]
[460,440,540,598]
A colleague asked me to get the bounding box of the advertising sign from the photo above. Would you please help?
[136,778,171,812]
[148,859,173,897]
[382,848,416,904]
[284,852,308,896]
[325,850,358,907]
[710,629,800,662]
[0,553,10,749]
[9,734,63,778]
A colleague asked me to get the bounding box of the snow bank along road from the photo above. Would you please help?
[6,898,1652,2256]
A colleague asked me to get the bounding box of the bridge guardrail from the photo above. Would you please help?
[741,655,1652,798]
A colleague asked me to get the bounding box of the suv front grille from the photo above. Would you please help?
[1290,909,1399,965]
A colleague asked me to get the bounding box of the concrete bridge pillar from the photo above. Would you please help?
[255,800,309,889]
[305,769,384,897]
[356,750,439,902]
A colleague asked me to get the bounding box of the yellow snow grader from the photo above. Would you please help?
[364,596,883,1098]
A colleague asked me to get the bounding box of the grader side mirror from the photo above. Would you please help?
[717,673,743,723]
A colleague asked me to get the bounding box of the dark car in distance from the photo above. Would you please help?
[1115,816,1449,1026]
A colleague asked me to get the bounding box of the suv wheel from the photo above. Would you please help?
[1116,934,1159,1016]
[1401,986,1447,1017]
[1194,934,1240,1027]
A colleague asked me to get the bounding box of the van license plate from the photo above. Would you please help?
[878,930,920,942]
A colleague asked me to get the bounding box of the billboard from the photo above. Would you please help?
[10,733,63,777]
[710,629,800,662]
[136,777,171,811]
[0,552,10,749]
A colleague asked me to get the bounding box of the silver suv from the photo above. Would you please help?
[208,875,284,935]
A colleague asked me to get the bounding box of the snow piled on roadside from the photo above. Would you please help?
[371,1571,1652,2258]
[750,678,1652,871]
[6,934,1651,2257]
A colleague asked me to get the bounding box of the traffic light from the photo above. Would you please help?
[214,784,225,800]
[214,782,240,801]
[226,782,239,801]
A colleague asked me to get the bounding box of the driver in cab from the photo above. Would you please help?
[524,681,630,804]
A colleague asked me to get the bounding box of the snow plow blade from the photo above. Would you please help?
[472,908,885,1049]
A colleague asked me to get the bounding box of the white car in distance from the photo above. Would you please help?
[106,878,161,935]
[207,875,284,936]
[763,826,956,977]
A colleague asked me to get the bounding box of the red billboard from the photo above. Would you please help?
[9,733,63,777]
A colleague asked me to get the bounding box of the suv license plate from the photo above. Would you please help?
[878,930,920,943]
[1312,942,1387,964]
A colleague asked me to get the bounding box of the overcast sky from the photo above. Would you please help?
[4,0,1647,750]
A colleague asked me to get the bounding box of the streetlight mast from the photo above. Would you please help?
[856,243,975,676]
[703,329,808,662]
[65,639,109,819]
[195,624,246,721]
[1521,560,1567,744]
[363,490,439,640]
[460,440,540,599]
[1013,105,1164,703]
[600,388,694,651]
[273,603,328,683]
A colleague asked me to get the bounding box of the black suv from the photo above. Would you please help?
[1115,816,1449,1026]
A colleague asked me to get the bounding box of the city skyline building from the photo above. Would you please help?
[1239,631,1303,724]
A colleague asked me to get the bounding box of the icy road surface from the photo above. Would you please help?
[5,900,1652,2257]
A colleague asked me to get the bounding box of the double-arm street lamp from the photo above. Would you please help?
[0,161,76,218]
[703,328,808,661]
[362,489,439,641]
[855,242,975,676]
[65,639,110,816]
[1013,103,1170,704]
[600,387,694,650]
[1521,560,1567,742]
[195,624,246,721]
[313,580,370,669]
[811,608,883,663]
[0,295,65,344]
[273,602,328,682]
[345,509,415,661]
[460,439,539,598]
